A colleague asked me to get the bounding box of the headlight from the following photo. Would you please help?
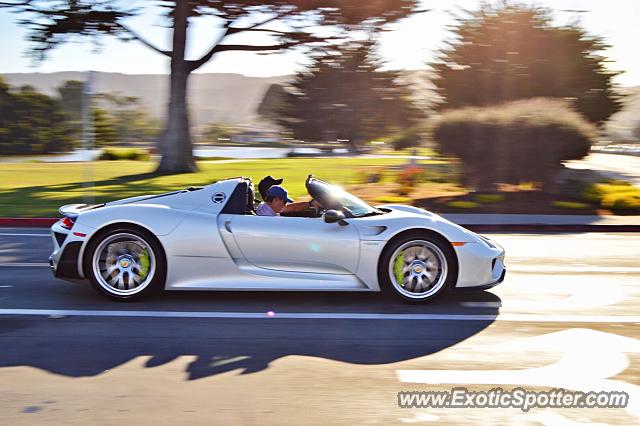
[476,233,496,249]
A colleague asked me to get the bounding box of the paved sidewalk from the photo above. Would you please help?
[443,214,640,232]
[443,214,640,226]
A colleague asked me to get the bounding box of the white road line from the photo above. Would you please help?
[0,308,639,323]
[0,233,50,237]
[459,302,502,308]
[509,265,640,274]
[0,263,50,267]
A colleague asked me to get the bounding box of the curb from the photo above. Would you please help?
[0,218,58,228]
[1,217,639,232]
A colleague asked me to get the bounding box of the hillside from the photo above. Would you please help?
[2,72,288,128]
[3,71,638,139]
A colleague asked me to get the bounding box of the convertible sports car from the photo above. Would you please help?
[49,176,505,303]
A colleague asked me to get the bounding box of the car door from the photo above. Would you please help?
[224,215,360,274]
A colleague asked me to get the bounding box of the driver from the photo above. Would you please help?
[257,175,283,201]
[256,185,319,216]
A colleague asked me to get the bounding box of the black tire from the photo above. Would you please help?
[84,225,166,301]
[378,231,457,303]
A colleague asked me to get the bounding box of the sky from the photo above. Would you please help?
[0,0,639,87]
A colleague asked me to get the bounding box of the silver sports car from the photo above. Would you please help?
[49,176,505,303]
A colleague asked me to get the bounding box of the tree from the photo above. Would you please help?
[257,83,288,125]
[99,93,161,145]
[56,81,159,146]
[431,3,622,126]
[0,79,74,155]
[57,80,84,119]
[92,106,118,147]
[278,41,422,147]
[57,80,84,140]
[2,1,417,173]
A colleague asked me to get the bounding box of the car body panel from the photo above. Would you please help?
[222,214,360,274]
[49,177,506,294]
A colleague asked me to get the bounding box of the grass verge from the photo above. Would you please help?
[0,157,418,217]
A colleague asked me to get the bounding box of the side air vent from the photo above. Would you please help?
[54,232,67,246]
[360,226,387,237]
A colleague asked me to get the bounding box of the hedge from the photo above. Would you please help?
[431,98,597,190]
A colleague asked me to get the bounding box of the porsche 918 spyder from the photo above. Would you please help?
[49,176,505,303]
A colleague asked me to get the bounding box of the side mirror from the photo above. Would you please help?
[324,209,348,226]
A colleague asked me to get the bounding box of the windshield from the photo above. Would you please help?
[308,179,378,217]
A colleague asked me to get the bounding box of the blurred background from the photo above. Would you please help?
[2,2,640,425]
[0,0,639,217]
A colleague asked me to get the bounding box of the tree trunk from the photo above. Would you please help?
[155,2,196,174]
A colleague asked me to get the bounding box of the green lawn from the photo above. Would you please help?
[0,157,424,217]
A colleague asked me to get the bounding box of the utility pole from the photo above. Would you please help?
[82,71,95,204]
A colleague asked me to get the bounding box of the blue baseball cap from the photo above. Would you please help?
[266,185,294,203]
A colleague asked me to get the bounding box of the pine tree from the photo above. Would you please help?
[279,41,422,148]
[432,3,622,126]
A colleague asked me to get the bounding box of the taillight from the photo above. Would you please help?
[61,216,75,230]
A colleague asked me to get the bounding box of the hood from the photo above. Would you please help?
[377,204,437,218]
[359,203,484,244]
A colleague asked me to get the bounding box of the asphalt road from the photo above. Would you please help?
[1,228,639,425]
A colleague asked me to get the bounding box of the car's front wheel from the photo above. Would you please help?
[85,226,165,300]
[379,233,457,303]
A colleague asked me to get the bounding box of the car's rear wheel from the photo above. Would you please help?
[85,226,165,300]
[379,233,456,303]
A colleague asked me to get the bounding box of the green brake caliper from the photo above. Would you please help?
[393,251,405,286]
[138,249,150,279]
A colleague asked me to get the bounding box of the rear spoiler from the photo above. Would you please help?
[58,203,105,219]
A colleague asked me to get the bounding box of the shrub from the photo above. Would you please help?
[552,201,589,209]
[356,168,384,184]
[374,195,412,204]
[611,196,640,212]
[474,193,505,203]
[396,185,413,197]
[582,180,640,212]
[431,98,597,191]
[99,147,150,161]
[446,200,479,209]
[389,128,422,150]
[421,163,460,184]
[395,166,423,187]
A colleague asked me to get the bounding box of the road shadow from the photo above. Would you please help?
[0,289,501,380]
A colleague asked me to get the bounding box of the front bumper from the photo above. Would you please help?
[454,236,506,289]
[456,268,506,291]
